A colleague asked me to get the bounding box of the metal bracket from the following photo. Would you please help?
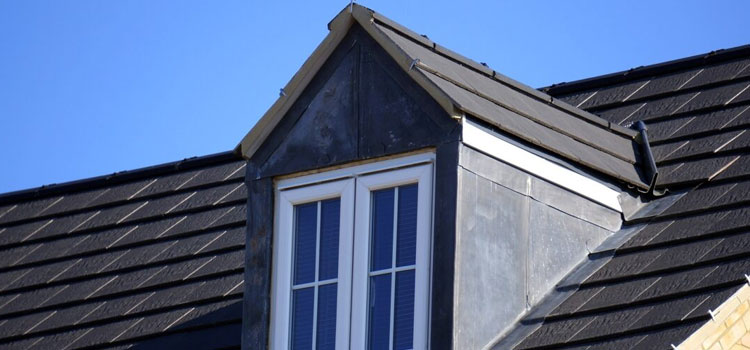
[409,58,421,71]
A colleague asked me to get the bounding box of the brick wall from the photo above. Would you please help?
[678,284,750,350]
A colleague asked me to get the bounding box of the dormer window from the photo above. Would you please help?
[270,155,434,349]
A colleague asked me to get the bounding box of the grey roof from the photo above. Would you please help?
[500,45,750,350]
[0,152,246,349]
[239,4,650,190]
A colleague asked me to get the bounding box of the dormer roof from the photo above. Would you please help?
[237,4,651,190]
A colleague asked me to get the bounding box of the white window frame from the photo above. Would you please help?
[270,179,355,350]
[270,153,434,350]
[350,164,433,350]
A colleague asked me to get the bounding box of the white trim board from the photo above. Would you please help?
[462,119,623,212]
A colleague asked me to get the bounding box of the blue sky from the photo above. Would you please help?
[0,1,748,194]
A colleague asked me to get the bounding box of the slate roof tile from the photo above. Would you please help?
[505,46,750,350]
[0,152,245,349]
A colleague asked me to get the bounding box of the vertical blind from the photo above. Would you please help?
[291,199,341,350]
[368,184,418,350]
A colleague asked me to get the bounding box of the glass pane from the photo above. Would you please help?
[396,184,418,267]
[319,199,340,281]
[292,288,315,350]
[294,202,318,285]
[316,283,338,350]
[368,274,392,350]
[371,189,394,272]
[393,270,415,350]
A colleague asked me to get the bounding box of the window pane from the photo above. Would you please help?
[368,274,392,350]
[396,184,418,267]
[292,288,315,350]
[371,189,394,272]
[316,283,338,350]
[294,203,318,285]
[319,199,340,281]
[393,270,415,350]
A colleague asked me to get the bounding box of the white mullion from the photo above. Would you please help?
[388,187,399,350]
[318,278,337,286]
[292,278,338,290]
[369,265,415,277]
[311,201,321,350]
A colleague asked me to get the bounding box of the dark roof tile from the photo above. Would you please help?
[0,153,245,349]
[508,46,750,350]
[680,58,750,90]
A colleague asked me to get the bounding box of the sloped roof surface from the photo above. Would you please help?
[508,46,750,349]
[0,152,247,349]
[239,4,650,190]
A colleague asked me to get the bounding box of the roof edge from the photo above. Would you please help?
[365,7,637,139]
[236,6,356,158]
[236,4,463,159]
[542,45,750,96]
[0,151,240,205]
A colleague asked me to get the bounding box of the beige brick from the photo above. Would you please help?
[682,320,719,350]
[729,343,750,350]
[720,321,747,349]
[736,285,750,303]
[681,331,707,350]
[704,323,729,349]
[726,302,750,327]
[708,342,723,350]
[741,333,750,346]
[716,298,744,324]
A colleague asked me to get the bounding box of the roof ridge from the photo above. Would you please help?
[542,45,750,96]
[0,151,242,205]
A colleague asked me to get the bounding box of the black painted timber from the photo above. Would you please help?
[430,141,460,350]
[247,23,456,180]
[242,176,273,350]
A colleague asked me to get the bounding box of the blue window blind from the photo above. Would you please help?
[292,288,314,350]
[294,203,317,285]
[317,284,337,350]
[319,199,340,281]
[371,189,395,272]
[393,270,415,350]
[292,198,341,350]
[368,184,418,350]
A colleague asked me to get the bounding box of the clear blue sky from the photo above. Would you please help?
[1,1,748,194]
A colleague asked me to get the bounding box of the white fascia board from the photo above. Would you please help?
[462,119,623,212]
